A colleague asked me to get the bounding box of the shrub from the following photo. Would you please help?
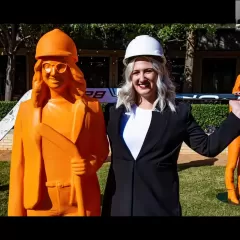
[0,102,229,132]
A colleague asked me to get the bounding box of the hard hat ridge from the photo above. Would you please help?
[35,28,78,63]
[123,35,166,66]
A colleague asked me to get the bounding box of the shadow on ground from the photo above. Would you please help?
[0,184,9,192]
[216,191,240,206]
[216,192,229,204]
[177,158,218,172]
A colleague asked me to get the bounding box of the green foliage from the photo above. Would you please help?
[157,24,187,43]
[0,102,230,131]
[0,102,229,129]
[191,104,229,130]
[0,161,10,216]
[5,23,233,52]
[100,103,229,130]
[156,23,222,46]
[101,103,107,113]
[19,24,74,50]
[0,101,17,121]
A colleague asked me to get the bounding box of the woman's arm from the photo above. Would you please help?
[184,104,240,157]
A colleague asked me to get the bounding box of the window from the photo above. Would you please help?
[77,56,110,88]
[168,58,185,93]
[201,58,237,93]
[117,57,124,86]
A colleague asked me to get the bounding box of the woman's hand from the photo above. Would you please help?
[229,92,240,119]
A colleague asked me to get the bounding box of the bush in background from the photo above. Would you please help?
[0,101,17,121]
[0,101,229,132]
[191,104,229,131]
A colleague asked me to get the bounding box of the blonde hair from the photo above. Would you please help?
[31,58,87,108]
[116,56,176,112]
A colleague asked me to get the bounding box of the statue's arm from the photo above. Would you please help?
[227,103,240,166]
[88,101,109,173]
[232,75,240,93]
[8,103,26,216]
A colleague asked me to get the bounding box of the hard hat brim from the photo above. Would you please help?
[123,55,166,66]
[36,51,78,63]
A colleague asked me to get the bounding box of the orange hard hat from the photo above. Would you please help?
[35,29,78,63]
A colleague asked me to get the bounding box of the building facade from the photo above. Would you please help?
[0,28,240,100]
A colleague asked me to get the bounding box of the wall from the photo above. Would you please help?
[0,130,13,150]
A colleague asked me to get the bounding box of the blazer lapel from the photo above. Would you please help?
[136,106,170,160]
[110,104,171,161]
[70,99,87,144]
[111,105,135,160]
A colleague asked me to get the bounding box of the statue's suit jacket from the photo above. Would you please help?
[8,96,109,216]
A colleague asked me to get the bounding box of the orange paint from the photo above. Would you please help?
[225,75,240,204]
[8,29,109,216]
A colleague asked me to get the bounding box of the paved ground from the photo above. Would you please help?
[0,151,11,162]
[0,150,228,166]
[177,153,227,167]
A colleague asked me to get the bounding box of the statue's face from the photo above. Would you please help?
[41,56,71,92]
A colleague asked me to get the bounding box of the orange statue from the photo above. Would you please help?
[225,74,240,204]
[7,29,109,216]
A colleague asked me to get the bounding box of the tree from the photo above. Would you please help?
[156,24,231,92]
[0,24,73,101]
[0,23,234,99]
[0,24,41,100]
[68,23,161,48]
[70,23,223,93]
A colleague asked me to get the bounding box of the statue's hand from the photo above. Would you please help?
[36,122,94,176]
[71,155,94,176]
[71,157,88,176]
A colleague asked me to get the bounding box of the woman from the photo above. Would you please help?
[101,35,240,216]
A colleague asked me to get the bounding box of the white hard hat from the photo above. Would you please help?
[123,35,166,66]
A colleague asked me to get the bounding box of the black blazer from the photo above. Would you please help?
[101,101,240,216]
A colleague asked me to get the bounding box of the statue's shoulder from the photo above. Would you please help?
[83,95,102,113]
[18,99,32,113]
[21,99,31,106]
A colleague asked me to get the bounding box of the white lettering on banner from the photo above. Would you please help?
[86,88,119,101]
[181,95,197,99]
[0,88,239,141]
[198,95,219,99]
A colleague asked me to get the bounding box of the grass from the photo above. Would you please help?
[0,161,10,216]
[1,161,240,216]
[178,165,240,216]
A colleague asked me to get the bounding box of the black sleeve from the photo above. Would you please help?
[184,104,240,157]
[103,103,115,128]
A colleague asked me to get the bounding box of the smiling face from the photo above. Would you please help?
[41,56,70,93]
[131,57,158,100]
